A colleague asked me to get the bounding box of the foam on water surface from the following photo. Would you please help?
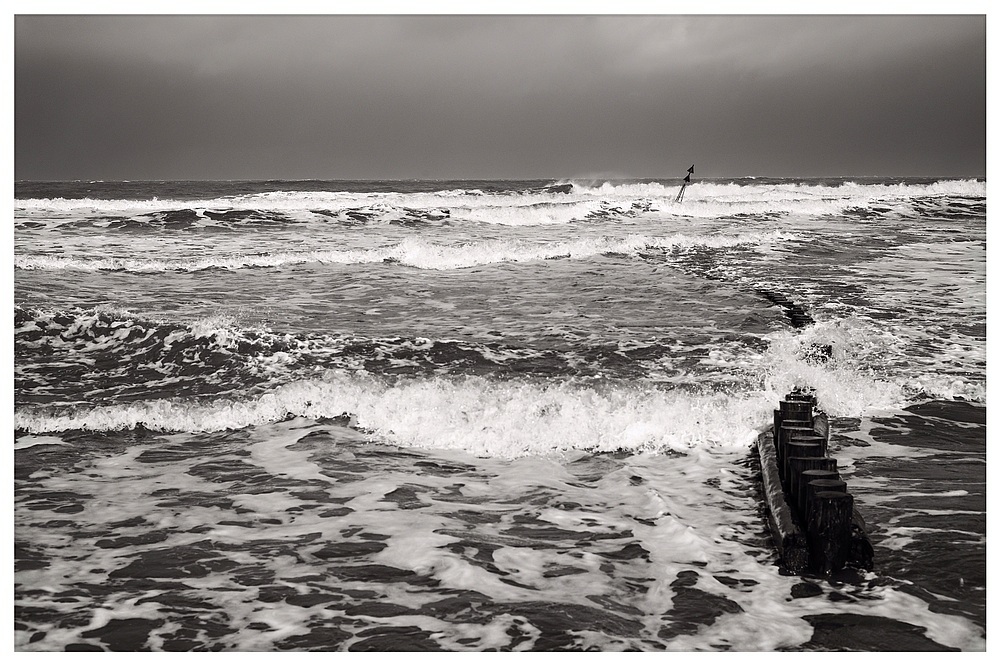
[14,330,948,456]
[14,178,986,651]
[14,416,985,651]
[14,178,985,219]
[14,230,792,273]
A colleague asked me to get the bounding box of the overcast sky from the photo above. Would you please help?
[14,14,986,180]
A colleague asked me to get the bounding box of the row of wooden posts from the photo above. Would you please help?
[756,388,873,574]
[755,289,814,329]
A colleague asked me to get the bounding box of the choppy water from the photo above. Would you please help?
[13,177,986,651]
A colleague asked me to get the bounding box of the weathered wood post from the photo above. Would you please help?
[787,432,827,457]
[783,432,826,496]
[783,439,823,486]
[779,399,813,422]
[805,478,848,509]
[807,491,854,574]
[778,425,816,477]
[781,392,818,472]
[786,391,816,409]
[775,419,810,469]
[797,467,839,514]
[756,388,874,575]
[776,394,813,458]
[787,456,837,512]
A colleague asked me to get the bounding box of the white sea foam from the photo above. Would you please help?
[457,201,603,226]
[568,178,986,199]
[16,297,976,449]
[14,230,791,273]
[11,374,768,455]
[14,179,984,224]
[14,337,929,456]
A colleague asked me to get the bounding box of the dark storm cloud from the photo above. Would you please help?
[15,14,985,179]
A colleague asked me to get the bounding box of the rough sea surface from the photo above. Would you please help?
[13,177,986,651]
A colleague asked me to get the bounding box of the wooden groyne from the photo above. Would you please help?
[755,289,814,329]
[754,388,874,574]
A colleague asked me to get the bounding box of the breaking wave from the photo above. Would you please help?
[15,304,979,454]
[14,231,792,273]
[15,179,985,228]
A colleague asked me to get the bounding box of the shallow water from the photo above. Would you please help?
[14,405,985,651]
[14,178,987,650]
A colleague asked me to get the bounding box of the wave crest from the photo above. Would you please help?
[16,179,984,223]
[13,372,772,457]
[14,231,791,273]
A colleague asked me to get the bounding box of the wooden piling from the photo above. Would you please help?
[796,467,839,513]
[787,432,827,456]
[779,400,812,422]
[775,416,811,435]
[782,438,823,484]
[776,397,811,438]
[805,478,848,511]
[807,491,854,574]
[775,419,811,467]
[787,457,837,512]
[778,425,816,470]
[755,388,873,575]
[786,390,816,407]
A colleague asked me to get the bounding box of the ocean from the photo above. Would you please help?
[13,177,986,651]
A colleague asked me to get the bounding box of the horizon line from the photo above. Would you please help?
[13,174,988,183]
